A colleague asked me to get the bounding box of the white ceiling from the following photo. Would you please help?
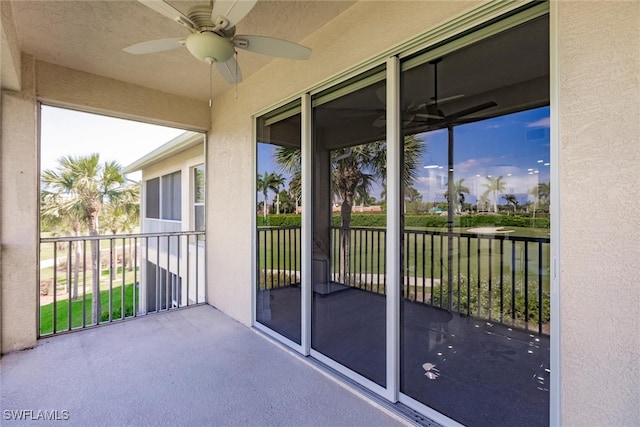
[10,0,355,101]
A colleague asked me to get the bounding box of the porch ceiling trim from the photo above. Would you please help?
[35,61,210,132]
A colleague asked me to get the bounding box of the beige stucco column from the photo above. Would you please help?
[558,1,640,425]
[1,53,39,353]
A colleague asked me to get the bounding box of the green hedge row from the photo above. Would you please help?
[258,213,549,229]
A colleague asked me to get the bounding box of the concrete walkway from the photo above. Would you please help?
[1,305,410,427]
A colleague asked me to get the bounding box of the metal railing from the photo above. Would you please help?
[256,226,301,289]
[257,225,550,334]
[39,231,205,337]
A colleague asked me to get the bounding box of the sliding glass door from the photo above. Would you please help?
[399,15,550,426]
[311,69,388,387]
[254,5,551,425]
[255,102,302,345]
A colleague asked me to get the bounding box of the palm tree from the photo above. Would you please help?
[41,177,85,299]
[275,135,424,281]
[444,178,470,213]
[537,182,551,211]
[41,154,125,323]
[528,185,539,219]
[257,172,276,219]
[270,173,286,215]
[100,182,140,272]
[502,193,519,214]
[483,176,506,213]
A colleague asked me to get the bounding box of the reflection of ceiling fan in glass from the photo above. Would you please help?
[124,0,312,84]
[376,58,497,129]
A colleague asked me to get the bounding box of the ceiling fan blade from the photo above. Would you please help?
[234,35,311,60]
[415,113,444,120]
[445,101,497,121]
[138,0,195,29]
[216,57,243,84]
[124,38,184,54]
[423,94,465,107]
[211,0,258,29]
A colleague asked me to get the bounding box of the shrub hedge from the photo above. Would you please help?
[257,213,550,229]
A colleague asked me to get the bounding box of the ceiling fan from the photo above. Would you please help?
[406,58,497,129]
[124,0,312,84]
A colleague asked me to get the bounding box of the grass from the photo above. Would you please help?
[39,283,136,335]
[257,226,550,291]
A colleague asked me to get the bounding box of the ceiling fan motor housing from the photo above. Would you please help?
[185,32,234,63]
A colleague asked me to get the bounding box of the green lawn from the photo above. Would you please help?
[257,226,550,289]
[39,283,136,336]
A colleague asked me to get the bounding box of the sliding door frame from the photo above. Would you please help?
[252,2,558,425]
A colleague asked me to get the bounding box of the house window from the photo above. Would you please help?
[146,177,160,219]
[193,165,205,240]
[161,171,181,220]
[145,172,181,220]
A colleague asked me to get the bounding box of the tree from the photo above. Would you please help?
[443,178,470,213]
[502,193,519,214]
[404,185,422,202]
[275,135,424,281]
[483,176,506,213]
[271,173,286,215]
[277,189,295,214]
[41,154,126,323]
[537,182,551,212]
[257,171,283,219]
[41,173,86,299]
[100,182,140,272]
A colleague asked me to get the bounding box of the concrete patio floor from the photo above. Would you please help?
[0,305,413,427]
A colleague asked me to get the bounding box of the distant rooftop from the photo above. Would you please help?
[122,131,203,174]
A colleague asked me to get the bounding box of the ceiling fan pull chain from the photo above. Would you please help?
[207,58,213,108]
[235,51,239,99]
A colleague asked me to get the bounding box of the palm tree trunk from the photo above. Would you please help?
[90,238,101,324]
[72,241,80,300]
[263,192,268,219]
[88,209,102,324]
[339,199,352,284]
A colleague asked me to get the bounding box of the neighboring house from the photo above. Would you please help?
[123,131,206,313]
[1,1,638,426]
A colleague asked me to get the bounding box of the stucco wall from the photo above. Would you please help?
[1,54,38,353]
[558,1,640,425]
[35,61,210,132]
[206,0,475,329]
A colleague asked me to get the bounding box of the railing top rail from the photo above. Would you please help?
[259,224,550,244]
[331,225,550,244]
[41,230,205,243]
[256,225,301,231]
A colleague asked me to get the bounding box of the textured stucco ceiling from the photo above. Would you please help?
[10,0,355,101]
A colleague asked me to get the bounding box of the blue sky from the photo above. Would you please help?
[40,106,186,181]
[415,106,550,204]
[258,106,550,205]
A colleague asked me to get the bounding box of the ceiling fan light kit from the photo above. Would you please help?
[185,32,234,63]
[125,0,312,84]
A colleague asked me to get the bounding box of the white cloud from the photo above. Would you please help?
[527,117,550,128]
